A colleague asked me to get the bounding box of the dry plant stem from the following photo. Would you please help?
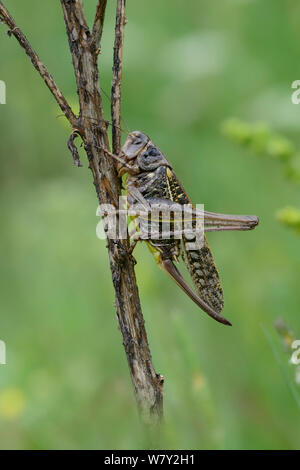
[91,0,107,52]
[111,0,126,154]
[0,0,163,425]
[61,0,164,425]
[110,0,163,423]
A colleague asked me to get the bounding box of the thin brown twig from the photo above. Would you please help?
[60,0,95,117]
[91,0,107,53]
[0,1,77,127]
[111,0,125,154]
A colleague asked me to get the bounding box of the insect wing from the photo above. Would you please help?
[164,168,224,314]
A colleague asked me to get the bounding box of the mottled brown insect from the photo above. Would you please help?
[113,131,259,326]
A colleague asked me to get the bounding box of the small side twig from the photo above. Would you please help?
[111,0,126,154]
[91,0,107,53]
[0,1,77,127]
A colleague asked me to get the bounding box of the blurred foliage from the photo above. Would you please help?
[0,0,300,450]
[222,117,300,234]
[275,318,300,398]
[277,207,300,234]
[222,118,295,162]
[262,321,300,413]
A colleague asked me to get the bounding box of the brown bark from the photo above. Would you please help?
[0,0,163,425]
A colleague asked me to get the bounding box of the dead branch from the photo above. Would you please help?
[0,0,163,426]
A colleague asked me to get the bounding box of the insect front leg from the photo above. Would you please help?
[127,212,147,254]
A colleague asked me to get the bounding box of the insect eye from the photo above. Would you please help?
[148,147,159,157]
[141,147,160,162]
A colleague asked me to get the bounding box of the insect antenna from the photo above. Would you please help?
[100,86,130,134]
[82,115,130,137]
[55,113,130,137]
[96,145,132,171]
[55,86,130,135]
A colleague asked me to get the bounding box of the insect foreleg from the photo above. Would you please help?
[127,183,152,211]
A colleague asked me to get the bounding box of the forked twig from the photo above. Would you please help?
[0,0,163,426]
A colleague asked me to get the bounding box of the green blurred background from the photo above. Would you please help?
[0,0,300,450]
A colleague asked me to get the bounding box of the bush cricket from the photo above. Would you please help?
[103,131,259,326]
